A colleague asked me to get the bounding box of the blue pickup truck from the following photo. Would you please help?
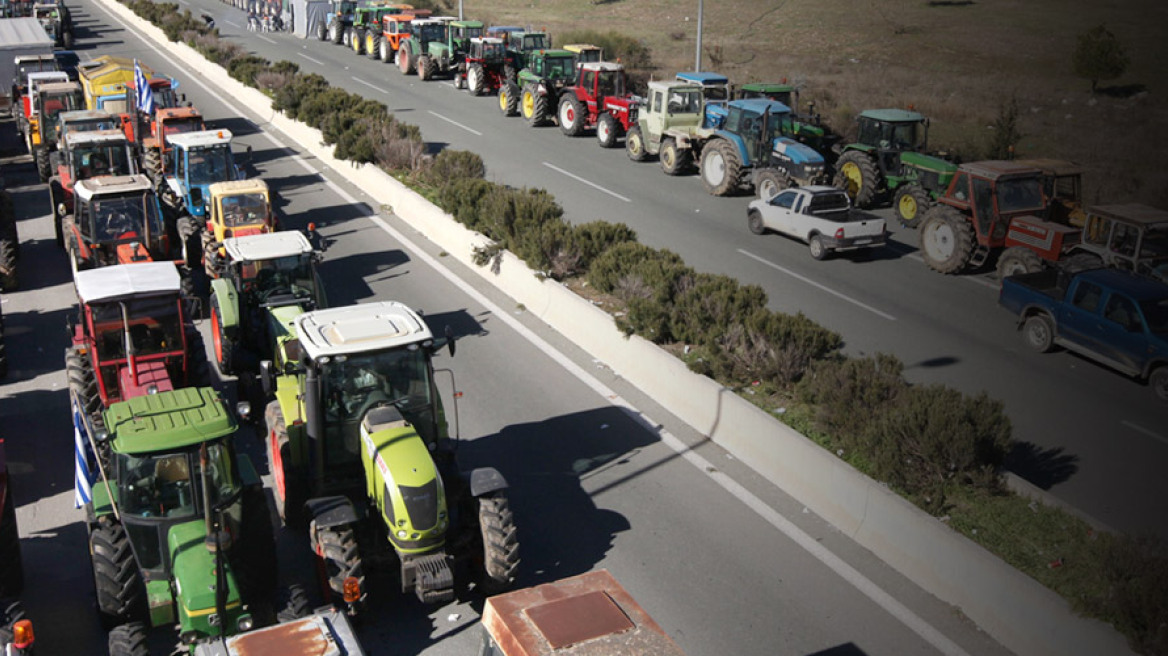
[999,267,1168,401]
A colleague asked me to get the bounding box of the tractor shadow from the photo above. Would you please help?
[317,246,411,304]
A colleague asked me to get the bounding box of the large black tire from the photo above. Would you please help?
[265,401,306,528]
[211,297,235,377]
[314,524,364,606]
[342,27,353,48]
[107,621,149,656]
[316,20,327,41]
[754,169,791,200]
[597,113,620,148]
[520,84,536,122]
[659,138,689,175]
[142,148,163,189]
[498,83,519,117]
[996,246,1043,281]
[0,237,17,293]
[1022,314,1055,353]
[366,33,379,59]
[202,231,223,280]
[379,39,391,63]
[34,147,50,182]
[558,95,585,136]
[747,209,767,236]
[894,182,931,229]
[919,206,974,274]
[176,216,202,269]
[62,30,74,49]
[328,21,342,44]
[0,483,23,598]
[234,486,278,603]
[351,28,364,54]
[468,63,486,96]
[66,346,104,433]
[531,90,550,126]
[1149,367,1168,403]
[625,125,648,162]
[276,584,311,623]
[700,139,742,196]
[417,55,433,81]
[834,150,880,208]
[398,47,415,75]
[65,228,85,276]
[476,492,519,595]
[89,520,146,628]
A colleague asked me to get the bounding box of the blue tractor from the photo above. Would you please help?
[675,71,731,129]
[698,98,827,198]
[163,129,245,267]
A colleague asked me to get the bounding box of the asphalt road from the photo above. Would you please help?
[0,3,1018,655]
[174,3,1168,541]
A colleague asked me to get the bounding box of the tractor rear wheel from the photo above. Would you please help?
[468,64,485,96]
[995,246,1043,281]
[89,520,146,628]
[265,401,306,528]
[0,236,17,293]
[342,27,352,47]
[34,147,49,182]
[754,169,791,200]
[0,483,23,598]
[142,148,162,189]
[211,297,235,377]
[894,183,931,229]
[277,584,311,623]
[329,21,341,44]
[834,151,879,208]
[202,231,223,279]
[1022,314,1056,353]
[558,95,584,136]
[520,84,537,122]
[597,113,620,148]
[659,138,689,175]
[700,139,741,196]
[398,47,414,74]
[476,492,519,595]
[66,346,103,426]
[625,125,648,162]
[498,84,519,117]
[418,55,433,81]
[175,216,202,269]
[313,524,364,607]
[366,34,378,58]
[351,28,364,54]
[62,30,73,49]
[107,622,148,656]
[379,39,391,62]
[919,206,974,274]
[316,20,327,41]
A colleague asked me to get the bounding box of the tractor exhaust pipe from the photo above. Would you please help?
[305,364,324,463]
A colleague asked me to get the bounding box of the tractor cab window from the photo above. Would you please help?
[702,85,729,103]
[972,177,995,236]
[544,57,573,80]
[418,23,445,41]
[116,443,239,521]
[91,297,183,361]
[76,144,131,179]
[523,34,547,50]
[339,1,356,13]
[650,90,661,114]
[89,192,164,244]
[162,117,202,137]
[458,26,482,39]
[995,176,1044,214]
[666,89,700,115]
[240,254,316,301]
[597,71,622,98]
[152,86,179,109]
[479,41,503,61]
[220,193,268,228]
[858,118,884,148]
[949,172,970,202]
[580,70,595,93]
[1138,226,1168,260]
[886,121,922,151]
[42,91,81,121]
[187,144,231,185]
[1109,222,1139,258]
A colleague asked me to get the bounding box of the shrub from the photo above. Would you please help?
[669,273,768,345]
[797,353,907,445]
[1072,24,1130,93]
[436,177,496,226]
[986,96,1022,160]
[569,221,637,270]
[586,242,685,294]
[255,71,293,93]
[1083,534,1168,655]
[695,309,842,386]
[420,149,485,186]
[228,55,270,87]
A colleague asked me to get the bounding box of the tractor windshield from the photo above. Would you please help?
[457,25,483,39]
[186,144,232,185]
[544,56,575,80]
[597,71,625,98]
[664,88,701,115]
[418,23,445,41]
[338,1,356,13]
[239,254,315,301]
[702,85,729,102]
[62,117,117,136]
[151,86,180,110]
[91,296,184,362]
[522,34,547,50]
[162,117,203,137]
[75,143,132,179]
[477,41,504,61]
[41,90,82,124]
[88,192,165,244]
[995,176,1044,214]
[219,192,268,228]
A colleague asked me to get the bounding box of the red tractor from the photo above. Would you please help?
[61,175,183,278]
[555,61,640,149]
[49,128,139,248]
[462,36,507,96]
[66,262,208,439]
[119,77,205,190]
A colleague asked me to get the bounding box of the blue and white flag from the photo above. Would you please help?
[134,59,154,115]
[73,396,94,509]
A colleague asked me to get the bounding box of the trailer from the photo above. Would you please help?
[0,16,53,114]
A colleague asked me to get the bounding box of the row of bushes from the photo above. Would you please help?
[119,5,1165,653]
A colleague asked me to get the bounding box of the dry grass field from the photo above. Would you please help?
[462,0,1168,207]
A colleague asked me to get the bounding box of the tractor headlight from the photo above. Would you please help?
[237,613,254,632]
[180,630,199,644]
[397,529,408,538]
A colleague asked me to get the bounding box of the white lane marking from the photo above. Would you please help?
[296,52,325,66]
[739,249,898,321]
[542,162,631,203]
[427,110,481,136]
[904,252,999,289]
[1122,421,1168,446]
[352,76,388,95]
[223,20,241,28]
[102,7,975,652]
[256,34,277,45]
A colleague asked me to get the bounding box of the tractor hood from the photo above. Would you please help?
[772,137,825,166]
[168,521,246,636]
[704,102,728,130]
[900,150,955,175]
[118,358,176,399]
[360,406,448,554]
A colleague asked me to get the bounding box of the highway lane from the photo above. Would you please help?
[0,3,1015,655]
[181,7,1168,538]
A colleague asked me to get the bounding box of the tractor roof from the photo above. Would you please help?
[1086,204,1168,228]
[412,18,446,26]
[27,70,68,85]
[209,178,268,197]
[106,387,238,455]
[535,49,576,59]
[741,81,795,92]
[471,36,504,44]
[488,25,522,33]
[860,108,925,123]
[166,129,233,148]
[1013,158,1085,177]
[295,301,434,360]
[676,71,729,86]
[647,80,701,93]
[451,20,483,27]
[15,54,57,65]
[74,174,154,202]
[432,15,457,22]
[580,62,623,73]
[959,160,1041,180]
[38,80,80,94]
[74,261,181,304]
[730,98,791,115]
[66,128,127,146]
[59,109,114,123]
[223,231,313,263]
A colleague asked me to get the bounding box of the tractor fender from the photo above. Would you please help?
[306,495,363,530]
[468,467,508,497]
[711,130,749,163]
[210,277,239,329]
[771,137,825,167]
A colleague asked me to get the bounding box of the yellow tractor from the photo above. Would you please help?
[201,179,277,278]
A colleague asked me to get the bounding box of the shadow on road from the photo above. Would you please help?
[318,247,410,304]
[807,643,870,656]
[1007,441,1079,489]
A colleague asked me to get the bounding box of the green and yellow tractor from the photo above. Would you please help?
[499,49,576,126]
[833,109,956,229]
[260,301,519,609]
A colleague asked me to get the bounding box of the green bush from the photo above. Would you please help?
[586,242,685,294]
[436,177,496,226]
[1085,534,1168,655]
[569,221,637,270]
[694,309,841,386]
[228,55,270,87]
[797,353,907,445]
[421,149,486,186]
[669,273,767,345]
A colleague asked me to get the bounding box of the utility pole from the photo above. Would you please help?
[694,0,703,71]
[458,0,463,20]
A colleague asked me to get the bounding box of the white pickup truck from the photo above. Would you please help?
[747,185,886,259]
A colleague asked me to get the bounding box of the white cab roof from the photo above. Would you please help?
[28,71,68,86]
[66,128,129,146]
[223,231,313,263]
[471,37,504,44]
[295,301,434,360]
[580,62,623,73]
[647,80,700,92]
[75,175,154,202]
[166,129,233,149]
[75,262,181,304]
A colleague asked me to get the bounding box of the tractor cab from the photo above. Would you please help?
[563,43,603,67]
[32,80,82,150]
[939,161,1046,248]
[68,175,171,269]
[56,109,117,143]
[412,18,447,47]
[503,31,550,72]
[63,129,137,181]
[723,99,791,164]
[853,109,930,176]
[72,262,189,404]
[165,129,242,219]
[579,61,627,103]
[449,19,483,49]
[1077,204,1168,284]
[1015,158,1085,227]
[468,36,505,64]
[638,80,703,150]
[202,180,278,276]
[523,49,576,86]
[738,81,796,107]
[676,71,730,129]
[10,54,57,106]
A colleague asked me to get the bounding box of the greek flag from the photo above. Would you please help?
[134,59,154,115]
[73,396,94,509]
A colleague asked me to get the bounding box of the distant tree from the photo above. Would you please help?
[1072,24,1129,93]
[987,96,1022,160]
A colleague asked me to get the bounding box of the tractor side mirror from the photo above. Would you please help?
[259,360,274,397]
[445,325,456,357]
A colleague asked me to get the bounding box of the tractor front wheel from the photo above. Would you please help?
[316,20,327,41]
[597,113,620,148]
[476,492,519,595]
[175,216,202,269]
[350,29,363,53]
[754,169,791,200]
[0,235,16,293]
[89,520,146,628]
[366,34,379,58]
[659,138,689,175]
[625,125,648,162]
[919,206,974,274]
[833,150,879,208]
[498,84,518,116]
[995,246,1043,281]
[313,524,364,609]
[700,139,741,196]
[1023,314,1056,353]
[894,183,931,229]
[329,21,341,44]
[520,85,536,122]
[558,95,584,136]
[418,55,433,81]
[142,148,163,189]
[379,39,391,62]
[211,298,235,377]
[398,47,415,75]
[277,584,311,623]
[469,64,486,96]
[266,401,306,528]
[107,622,149,656]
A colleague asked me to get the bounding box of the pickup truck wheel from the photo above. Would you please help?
[1023,314,1055,353]
[1149,367,1168,402]
[809,235,829,260]
[747,209,767,235]
[919,206,973,274]
[996,246,1043,281]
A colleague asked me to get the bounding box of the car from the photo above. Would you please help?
[747,185,886,259]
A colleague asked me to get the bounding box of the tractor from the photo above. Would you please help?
[497,30,550,82]
[500,49,576,126]
[259,301,519,608]
[28,80,83,181]
[190,603,365,656]
[1014,158,1086,227]
[199,180,278,279]
[318,0,359,44]
[405,19,483,83]
[675,71,731,130]
[77,56,153,113]
[49,128,140,247]
[162,129,247,266]
[376,11,428,63]
[32,0,71,47]
[349,4,408,56]
[737,80,834,154]
[698,99,828,197]
[556,61,640,149]
[833,108,957,229]
[396,18,447,75]
[65,262,208,439]
[463,37,507,96]
[562,43,603,66]
[624,80,707,173]
[14,70,68,155]
[208,231,325,379]
[138,105,206,193]
[76,386,277,655]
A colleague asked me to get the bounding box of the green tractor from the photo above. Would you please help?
[499,49,576,126]
[208,231,326,378]
[396,18,447,76]
[80,387,277,654]
[498,30,550,83]
[260,301,519,608]
[833,109,956,229]
[348,5,402,57]
[414,19,484,85]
